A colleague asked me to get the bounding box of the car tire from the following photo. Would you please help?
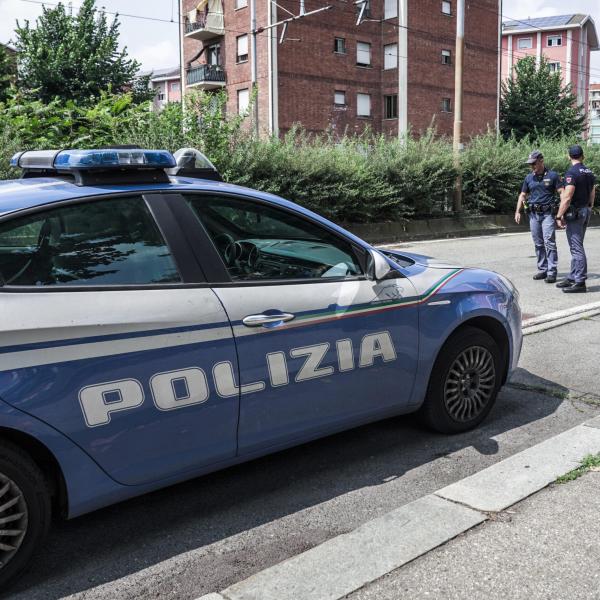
[0,440,51,590]
[418,327,503,434]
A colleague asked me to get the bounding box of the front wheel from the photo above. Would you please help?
[418,327,503,434]
[0,441,51,590]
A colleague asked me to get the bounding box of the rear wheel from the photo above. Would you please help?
[0,441,51,590]
[418,327,503,434]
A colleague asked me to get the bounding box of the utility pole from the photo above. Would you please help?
[179,0,186,114]
[251,2,332,137]
[452,0,465,213]
[250,0,259,135]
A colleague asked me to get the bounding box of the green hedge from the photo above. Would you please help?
[0,92,598,223]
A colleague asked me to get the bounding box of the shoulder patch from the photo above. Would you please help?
[566,176,573,184]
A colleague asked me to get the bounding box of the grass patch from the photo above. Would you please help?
[556,453,600,484]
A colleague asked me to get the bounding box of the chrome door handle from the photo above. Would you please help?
[242,313,295,327]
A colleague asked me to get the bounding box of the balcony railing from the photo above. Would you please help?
[185,13,208,34]
[184,8,224,40]
[187,65,226,89]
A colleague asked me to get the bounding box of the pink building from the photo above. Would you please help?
[501,15,599,117]
[148,67,182,111]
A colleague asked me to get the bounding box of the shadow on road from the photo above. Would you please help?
[8,370,569,599]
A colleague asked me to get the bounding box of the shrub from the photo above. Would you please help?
[1,91,597,221]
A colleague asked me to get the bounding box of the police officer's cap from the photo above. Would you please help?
[525,150,543,164]
[568,144,584,159]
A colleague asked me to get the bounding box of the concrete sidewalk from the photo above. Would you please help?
[349,465,600,600]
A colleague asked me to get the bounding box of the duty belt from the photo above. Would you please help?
[530,204,554,213]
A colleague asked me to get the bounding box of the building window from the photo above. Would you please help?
[170,81,180,92]
[356,41,371,67]
[357,93,371,117]
[235,0,247,8]
[384,44,398,70]
[236,35,248,63]
[441,98,451,112]
[442,1,451,15]
[356,0,371,18]
[384,95,398,119]
[384,0,397,19]
[517,37,532,50]
[156,92,165,101]
[441,49,451,65]
[548,61,561,73]
[547,35,562,47]
[334,37,346,54]
[238,88,250,114]
[334,90,346,106]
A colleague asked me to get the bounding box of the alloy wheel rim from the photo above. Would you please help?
[444,345,496,422]
[0,473,28,570]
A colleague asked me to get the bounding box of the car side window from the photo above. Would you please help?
[185,195,363,282]
[0,196,181,287]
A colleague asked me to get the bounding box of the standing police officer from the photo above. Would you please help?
[555,145,597,293]
[515,150,563,283]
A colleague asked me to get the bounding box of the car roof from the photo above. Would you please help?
[0,176,370,249]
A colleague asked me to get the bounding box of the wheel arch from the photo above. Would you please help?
[0,427,68,517]
[445,316,511,384]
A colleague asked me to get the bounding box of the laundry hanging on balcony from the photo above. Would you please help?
[206,0,225,35]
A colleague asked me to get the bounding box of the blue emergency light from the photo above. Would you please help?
[10,147,221,185]
[10,148,177,170]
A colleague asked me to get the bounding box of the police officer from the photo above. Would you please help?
[555,145,597,293]
[515,150,563,283]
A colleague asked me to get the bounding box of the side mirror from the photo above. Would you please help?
[366,248,395,281]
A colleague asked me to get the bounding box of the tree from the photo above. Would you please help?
[14,0,153,104]
[500,56,585,141]
[0,46,16,102]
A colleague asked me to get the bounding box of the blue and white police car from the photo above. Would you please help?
[0,147,522,586]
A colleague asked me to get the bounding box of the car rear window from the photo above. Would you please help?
[0,196,181,287]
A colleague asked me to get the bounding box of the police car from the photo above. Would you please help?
[0,147,522,587]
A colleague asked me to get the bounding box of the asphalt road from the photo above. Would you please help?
[6,230,600,600]
[387,226,600,318]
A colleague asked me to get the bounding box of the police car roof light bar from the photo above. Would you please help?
[11,149,178,186]
[10,149,177,171]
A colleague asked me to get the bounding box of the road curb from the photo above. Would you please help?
[196,419,600,600]
[522,301,600,335]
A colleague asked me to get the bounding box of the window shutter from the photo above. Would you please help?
[357,93,371,116]
[357,42,371,65]
[384,44,398,69]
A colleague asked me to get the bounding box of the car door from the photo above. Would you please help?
[0,193,239,486]
[179,193,420,454]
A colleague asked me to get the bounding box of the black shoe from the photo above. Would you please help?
[545,275,557,284]
[556,278,575,288]
[562,282,587,293]
[533,271,547,280]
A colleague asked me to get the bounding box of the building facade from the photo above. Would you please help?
[590,82,600,144]
[148,67,182,111]
[180,0,500,138]
[501,15,599,119]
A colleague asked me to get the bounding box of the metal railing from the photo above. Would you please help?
[185,13,208,33]
[187,65,226,86]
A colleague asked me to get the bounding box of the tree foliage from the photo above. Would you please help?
[500,56,585,141]
[14,0,152,104]
[0,46,16,103]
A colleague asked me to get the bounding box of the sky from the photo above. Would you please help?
[0,0,599,80]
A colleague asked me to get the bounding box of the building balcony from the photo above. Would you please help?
[186,65,226,90]
[185,11,224,41]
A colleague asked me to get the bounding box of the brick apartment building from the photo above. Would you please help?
[180,0,500,138]
[501,15,599,120]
